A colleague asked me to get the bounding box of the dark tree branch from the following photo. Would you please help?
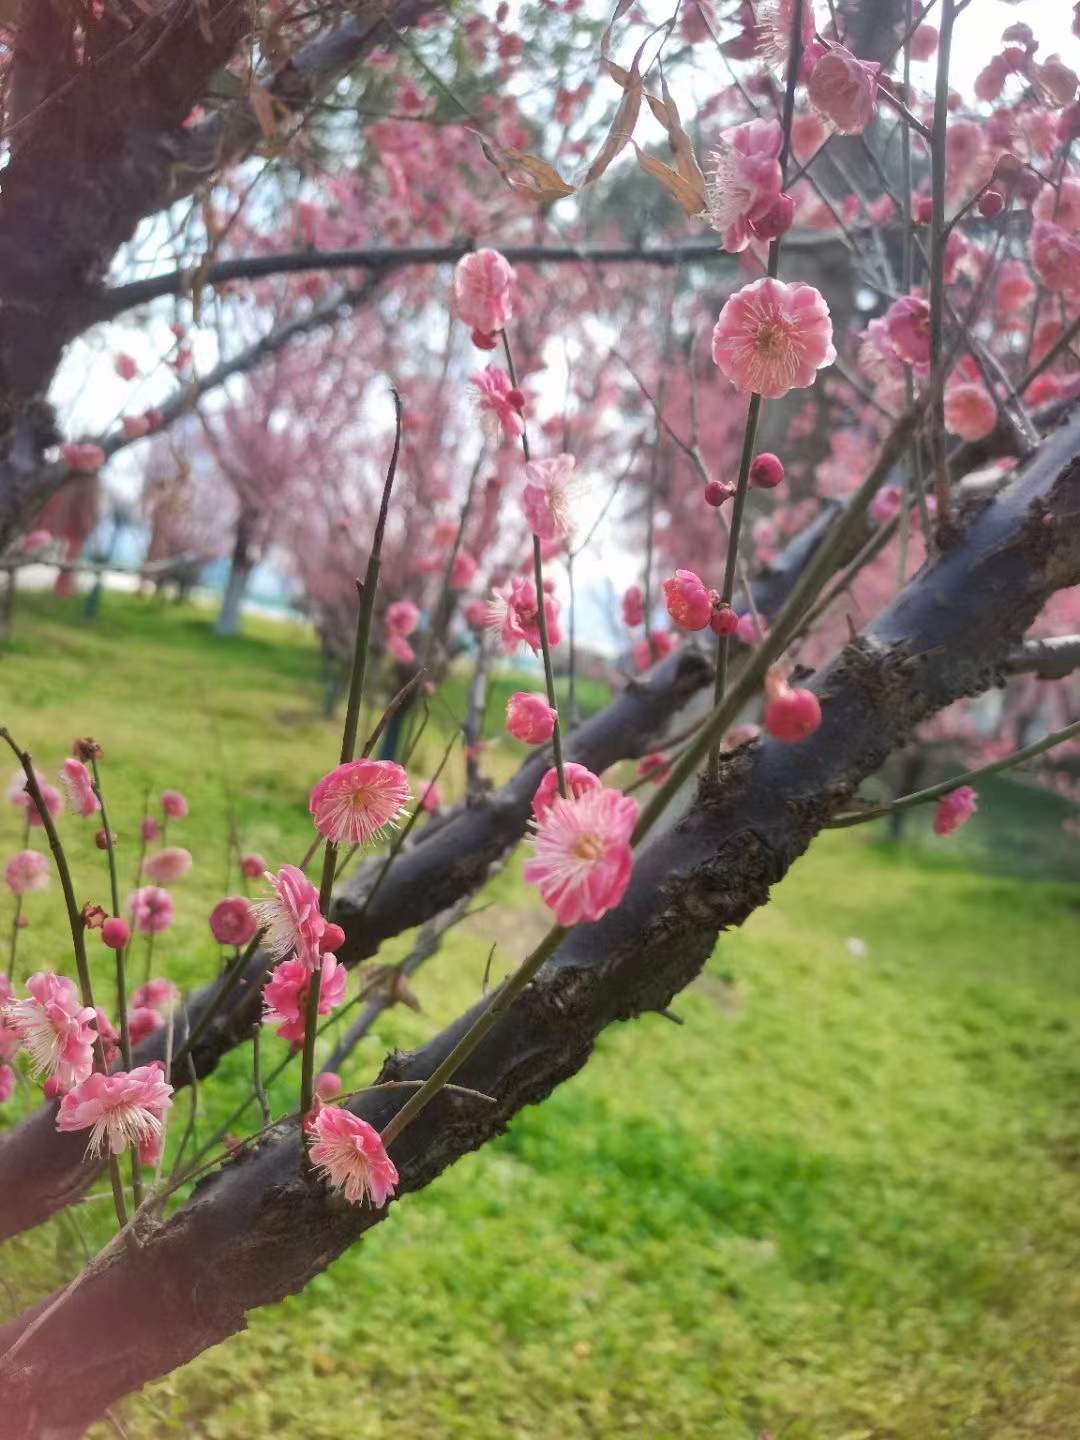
[93,240,749,324]
[1002,635,1080,681]
[4,407,1080,1437]
[100,277,385,463]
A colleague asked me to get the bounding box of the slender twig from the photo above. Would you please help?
[89,754,142,1209]
[926,0,956,525]
[300,389,405,1126]
[827,717,1080,828]
[501,329,567,796]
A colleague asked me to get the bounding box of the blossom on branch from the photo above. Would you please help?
[56,1063,173,1157]
[3,972,96,1092]
[309,760,411,848]
[308,1106,398,1208]
[524,785,639,925]
[263,954,347,1047]
[711,278,835,398]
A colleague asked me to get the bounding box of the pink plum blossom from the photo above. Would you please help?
[0,977,19,1061]
[387,634,415,664]
[636,752,671,784]
[386,599,420,637]
[308,1106,398,1208]
[4,849,49,896]
[524,785,639,925]
[416,777,442,813]
[663,569,713,631]
[127,1006,166,1049]
[531,764,601,823]
[209,896,258,948]
[127,886,175,935]
[470,364,525,440]
[1031,220,1080,295]
[4,971,96,1091]
[883,295,931,366]
[506,692,557,744]
[522,453,578,539]
[757,0,817,67]
[933,785,978,835]
[143,847,193,884]
[256,864,327,968]
[705,118,784,252]
[131,978,179,1012]
[944,383,997,441]
[114,353,137,381]
[56,1063,173,1157]
[309,759,411,847]
[263,954,347,1047]
[161,789,188,819]
[808,45,880,134]
[59,758,100,819]
[712,278,835,398]
[995,260,1035,313]
[487,575,562,655]
[453,249,515,336]
[451,550,478,588]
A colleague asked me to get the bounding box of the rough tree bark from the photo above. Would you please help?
[2,407,1079,1435]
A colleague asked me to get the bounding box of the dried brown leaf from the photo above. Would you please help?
[633,143,707,217]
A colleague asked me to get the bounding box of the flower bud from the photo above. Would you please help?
[749,453,785,489]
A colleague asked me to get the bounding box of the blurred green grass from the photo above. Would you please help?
[2,592,1080,1440]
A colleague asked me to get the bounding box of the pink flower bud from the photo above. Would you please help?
[140,817,160,842]
[315,1071,342,1101]
[101,917,131,950]
[209,897,258,948]
[763,678,822,743]
[933,785,978,836]
[914,196,933,224]
[806,45,880,135]
[621,584,645,627]
[471,328,498,350]
[505,692,558,745]
[241,852,266,879]
[749,453,785,490]
[978,190,1005,218]
[710,604,740,636]
[320,922,346,954]
[704,480,735,507]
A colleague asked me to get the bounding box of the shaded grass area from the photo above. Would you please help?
[1,593,1079,1439]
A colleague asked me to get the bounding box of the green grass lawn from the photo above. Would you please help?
[2,592,1080,1439]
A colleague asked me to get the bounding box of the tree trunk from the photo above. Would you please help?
[214,514,255,637]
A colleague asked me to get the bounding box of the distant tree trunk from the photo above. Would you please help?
[215,512,255,636]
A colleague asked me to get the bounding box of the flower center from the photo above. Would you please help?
[756,322,788,356]
[572,832,606,862]
[351,786,374,813]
